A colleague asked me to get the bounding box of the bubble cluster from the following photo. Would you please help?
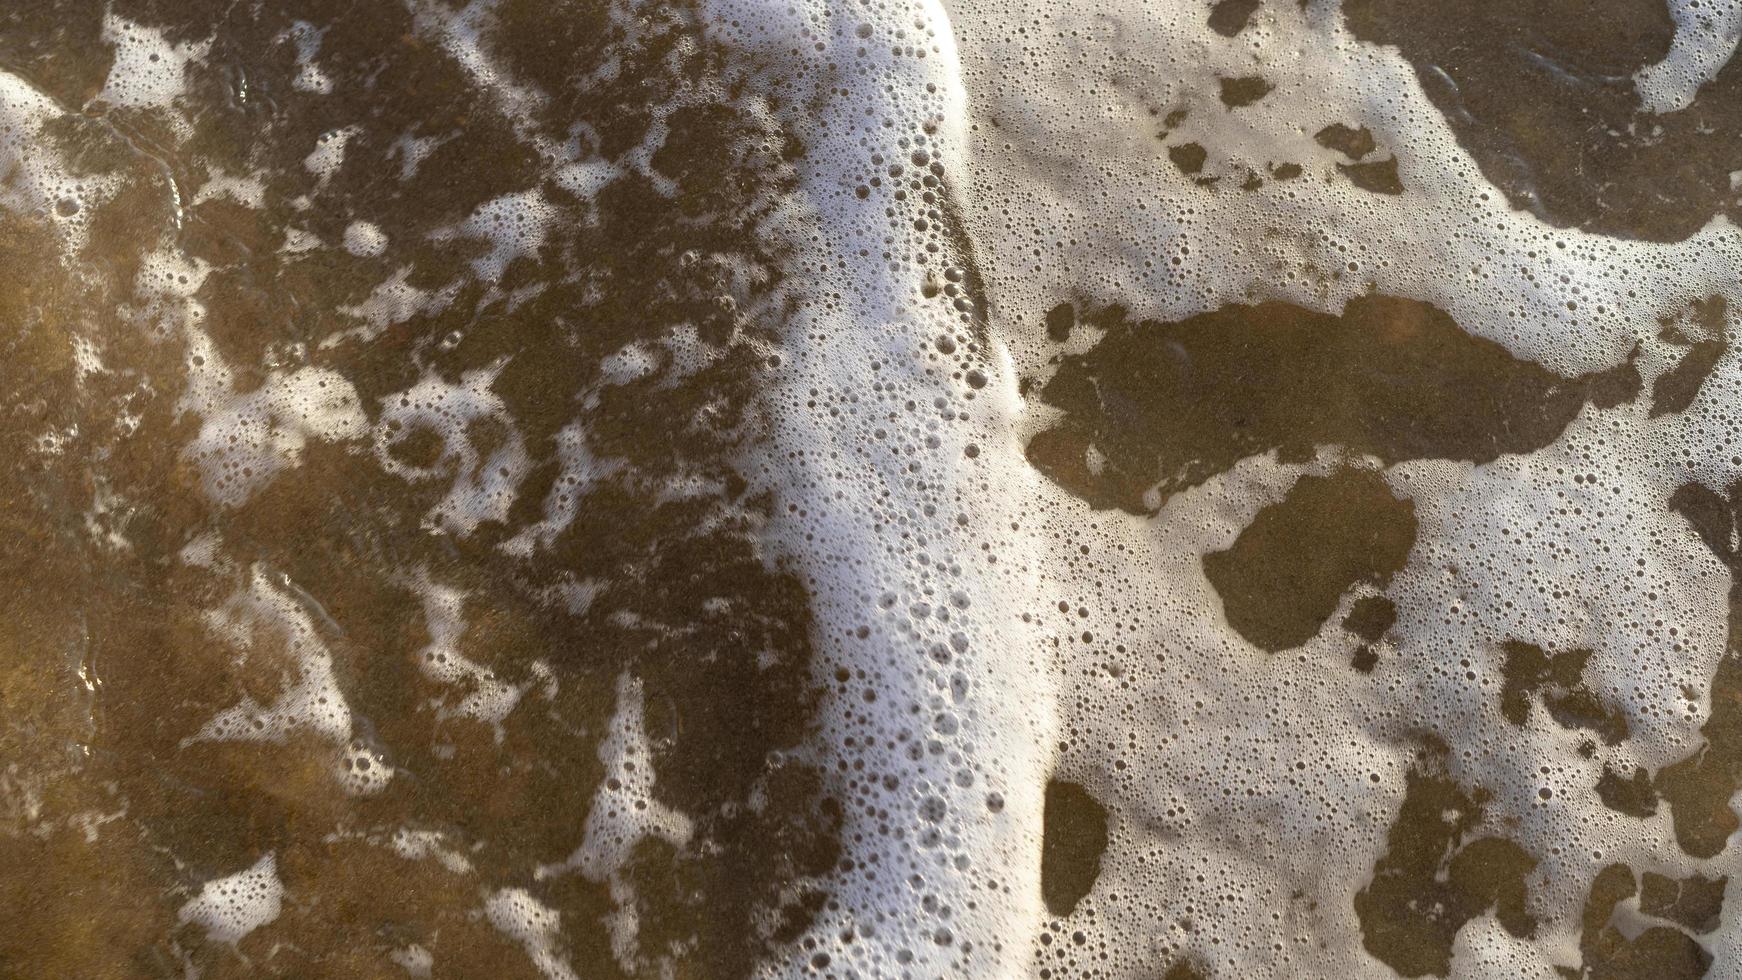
[903,0,1742,974]
[1636,0,1742,112]
[1,0,1739,976]
[178,853,284,945]
[374,364,531,536]
[704,0,1063,973]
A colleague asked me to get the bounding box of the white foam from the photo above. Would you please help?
[97,14,209,112]
[1636,0,1742,113]
[192,171,267,209]
[702,0,1742,974]
[342,220,388,257]
[372,362,530,536]
[501,422,621,557]
[189,567,394,796]
[333,265,461,344]
[390,944,435,978]
[180,337,368,508]
[3,0,1733,974]
[536,672,693,972]
[280,21,335,96]
[930,0,1742,973]
[409,570,535,732]
[390,828,475,876]
[433,189,553,283]
[486,888,580,980]
[179,853,284,945]
[303,126,358,187]
[707,0,1058,973]
[0,70,122,251]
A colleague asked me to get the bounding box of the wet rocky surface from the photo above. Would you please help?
[1025,295,1639,515]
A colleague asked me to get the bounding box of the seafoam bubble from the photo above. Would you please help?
[691,0,1742,974]
[409,570,537,733]
[932,0,1742,974]
[302,126,359,187]
[179,329,368,508]
[707,0,1057,973]
[96,13,210,112]
[433,189,554,282]
[342,220,388,257]
[534,672,695,974]
[486,888,580,980]
[191,567,354,744]
[178,853,283,945]
[191,170,267,209]
[279,20,335,95]
[0,70,121,250]
[1636,0,1742,113]
[373,362,530,536]
[333,265,462,344]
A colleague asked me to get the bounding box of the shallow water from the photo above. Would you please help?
[0,0,1739,977]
